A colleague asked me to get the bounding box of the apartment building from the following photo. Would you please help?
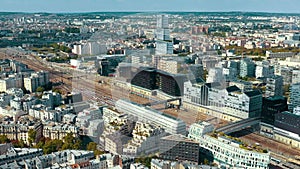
[123,122,167,157]
[43,122,79,140]
[0,145,43,166]
[188,123,270,169]
[24,71,49,92]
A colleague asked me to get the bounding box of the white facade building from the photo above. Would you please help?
[24,71,49,93]
[188,123,270,169]
[255,61,273,78]
[115,99,186,135]
[265,75,283,97]
[123,122,167,157]
[208,86,262,120]
[207,67,225,84]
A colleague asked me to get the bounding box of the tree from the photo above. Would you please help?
[44,139,63,154]
[36,86,45,93]
[62,133,82,150]
[0,135,10,144]
[11,140,25,148]
[52,88,62,94]
[87,142,97,151]
[86,142,104,156]
[134,155,158,168]
[28,129,37,145]
[204,158,209,165]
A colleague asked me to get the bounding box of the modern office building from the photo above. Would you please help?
[159,134,199,164]
[158,71,186,96]
[115,99,186,135]
[188,64,204,82]
[155,15,173,55]
[183,81,217,106]
[131,67,186,97]
[201,57,220,71]
[265,75,283,97]
[255,61,273,78]
[156,41,173,55]
[292,69,300,84]
[240,58,255,78]
[206,67,225,84]
[228,60,240,74]
[156,15,170,41]
[262,96,288,125]
[273,111,300,148]
[289,83,300,111]
[279,66,293,85]
[74,41,107,56]
[260,111,300,149]
[0,73,23,92]
[130,67,158,91]
[97,58,110,76]
[229,80,252,92]
[208,86,262,120]
[222,67,237,82]
[275,111,300,136]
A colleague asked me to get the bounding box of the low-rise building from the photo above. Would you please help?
[43,122,79,140]
[0,146,43,166]
[123,122,167,157]
[23,150,97,169]
[130,163,149,169]
[0,118,42,145]
[29,104,72,122]
[151,159,218,169]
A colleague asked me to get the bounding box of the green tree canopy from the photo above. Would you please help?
[36,86,45,93]
[28,129,37,145]
[0,135,10,144]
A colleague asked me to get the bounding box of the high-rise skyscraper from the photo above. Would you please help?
[265,75,283,97]
[156,15,170,41]
[290,83,300,111]
[156,15,173,55]
[157,15,169,29]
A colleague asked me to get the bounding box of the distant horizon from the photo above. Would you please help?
[1,0,300,14]
[0,10,300,15]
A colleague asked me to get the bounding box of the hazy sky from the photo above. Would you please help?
[0,0,299,13]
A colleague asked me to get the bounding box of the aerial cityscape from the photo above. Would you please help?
[0,1,300,169]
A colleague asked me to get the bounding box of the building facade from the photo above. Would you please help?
[115,99,186,135]
[159,134,199,164]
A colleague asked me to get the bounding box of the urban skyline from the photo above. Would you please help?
[0,0,300,13]
[0,3,300,168]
